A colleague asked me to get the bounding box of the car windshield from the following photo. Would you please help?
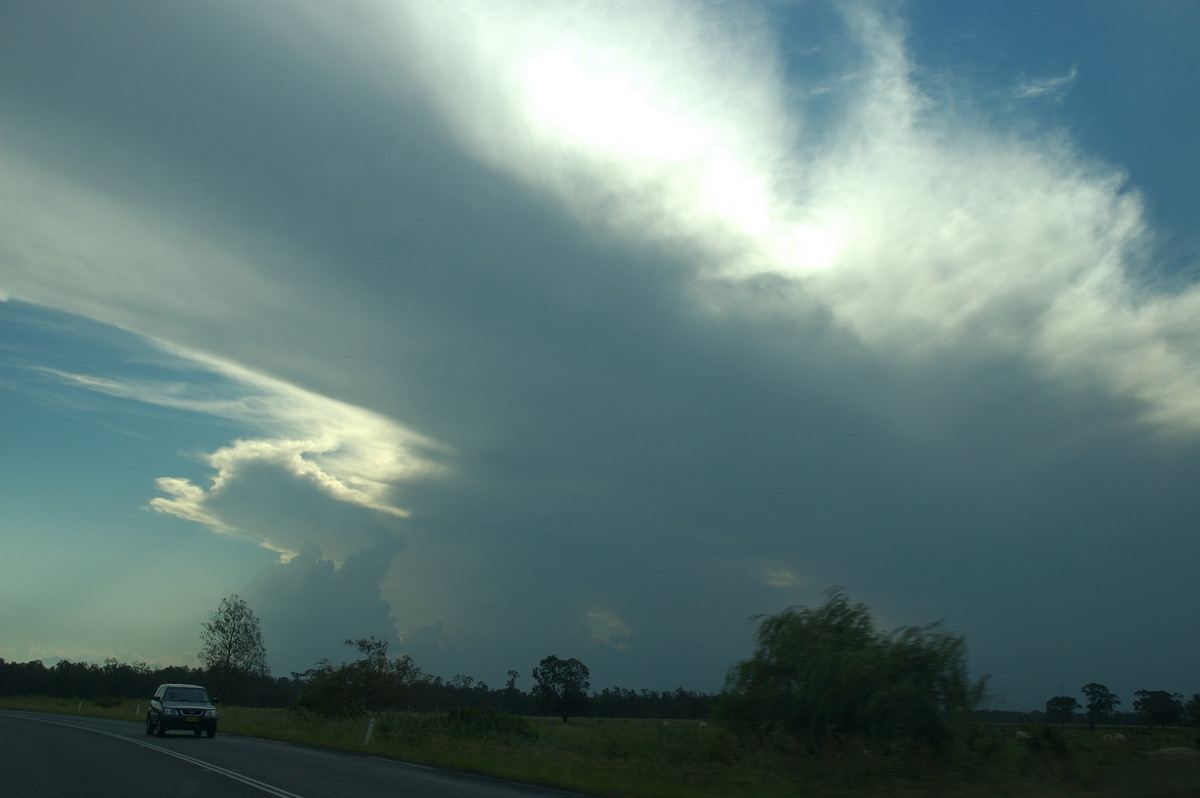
[165,688,209,703]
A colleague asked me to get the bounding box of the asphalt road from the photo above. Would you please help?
[0,710,589,798]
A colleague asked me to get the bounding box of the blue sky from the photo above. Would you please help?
[2,0,1198,711]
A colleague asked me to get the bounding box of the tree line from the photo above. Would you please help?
[4,590,1197,746]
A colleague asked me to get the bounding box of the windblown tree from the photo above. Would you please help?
[532,655,590,722]
[716,588,985,750]
[1080,682,1120,729]
[199,594,269,701]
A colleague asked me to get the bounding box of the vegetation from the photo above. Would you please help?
[2,589,1198,796]
[1134,690,1186,729]
[1083,682,1122,729]
[198,594,269,702]
[1046,695,1081,726]
[292,637,425,716]
[716,588,985,750]
[531,654,591,722]
[3,695,1199,797]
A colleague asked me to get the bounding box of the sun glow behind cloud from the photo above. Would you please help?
[394,0,1200,432]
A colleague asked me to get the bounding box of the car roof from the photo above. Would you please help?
[158,683,208,689]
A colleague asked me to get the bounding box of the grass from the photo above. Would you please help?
[3,696,1198,797]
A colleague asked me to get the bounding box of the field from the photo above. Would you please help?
[3,696,1198,797]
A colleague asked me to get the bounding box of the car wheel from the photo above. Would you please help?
[145,715,154,736]
[156,718,167,737]
[207,728,216,738]
[193,729,202,736]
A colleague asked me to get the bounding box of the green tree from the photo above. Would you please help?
[199,595,268,700]
[293,637,421,717]
[1132,689,1184,729]
[531,655,590,722]
[1045,695,1081,726]
[716,588,985,750]
[1080,683,1120,729]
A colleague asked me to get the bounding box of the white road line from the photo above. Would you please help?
[8,714,307,798]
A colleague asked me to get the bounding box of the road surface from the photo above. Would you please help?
[0,710,589,798]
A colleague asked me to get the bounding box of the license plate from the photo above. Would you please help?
[186,717,198,723]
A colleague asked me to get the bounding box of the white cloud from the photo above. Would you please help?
[1014,65,1079,100]
[37,346,443,561]
[393,1,1200,433]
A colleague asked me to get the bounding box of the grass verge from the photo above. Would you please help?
[2,697,1197,797]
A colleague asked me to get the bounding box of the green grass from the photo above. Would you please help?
[3,697,1197,797]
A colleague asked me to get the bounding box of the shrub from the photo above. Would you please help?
[716,588,985,751]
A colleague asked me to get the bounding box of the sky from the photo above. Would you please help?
[1,0,1198,712]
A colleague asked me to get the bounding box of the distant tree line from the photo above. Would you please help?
[0,653,715,720]
[5,590,1197,746]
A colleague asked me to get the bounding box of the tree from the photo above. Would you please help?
[293,637,422,717]
[1133,690,1184,729]
[716,588,985,750]
[532,655,590,722]
[1045,695,1081,726]
[199,594,269,700]
[1080,683,1120,729]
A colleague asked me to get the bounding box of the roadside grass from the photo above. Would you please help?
[2,696,1197,797]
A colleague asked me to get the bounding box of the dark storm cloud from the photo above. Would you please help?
[3,0,1198,709]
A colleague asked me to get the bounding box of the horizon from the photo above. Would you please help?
[3,0,1198,713]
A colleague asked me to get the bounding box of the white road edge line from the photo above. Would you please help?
[8,713,306,798]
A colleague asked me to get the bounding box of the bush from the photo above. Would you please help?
[716,588,985,751]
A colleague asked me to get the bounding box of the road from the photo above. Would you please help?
[0,711,589,798]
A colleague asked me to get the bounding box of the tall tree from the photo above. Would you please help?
[716,588,985,750]
[1045,695,1081,726]
[532,655,590,722]
[1080,683,1120,729]
[199,594,269,700]
[1132,690,1184,729]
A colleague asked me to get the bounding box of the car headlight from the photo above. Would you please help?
[164,708,180,715]
[205,709,218,718]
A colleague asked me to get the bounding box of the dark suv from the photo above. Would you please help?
[146,683,219,738]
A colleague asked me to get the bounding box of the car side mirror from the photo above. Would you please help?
[211,698,220,705]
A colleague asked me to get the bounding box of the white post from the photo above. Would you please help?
[135,704,141,717]
[77,701,82,712]
[363,718,377,747]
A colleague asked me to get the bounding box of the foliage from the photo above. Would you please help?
[1045,695,1080,726]
[446,706,537,740]
[1132,689,1184,729]
[292,637,423,717]
[10,696,1200,798]
[199,595,269,701]
[1080,683,1120,728]
[715,588,985,750]
[532,655,591,722]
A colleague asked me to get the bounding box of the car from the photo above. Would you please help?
[146,683,219,738]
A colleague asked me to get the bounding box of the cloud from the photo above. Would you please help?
[395,1,1200,433]
[1014,65,1079,100]
[29,344,442,561]
[3,0,1199,705]
[242,541,402,674]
